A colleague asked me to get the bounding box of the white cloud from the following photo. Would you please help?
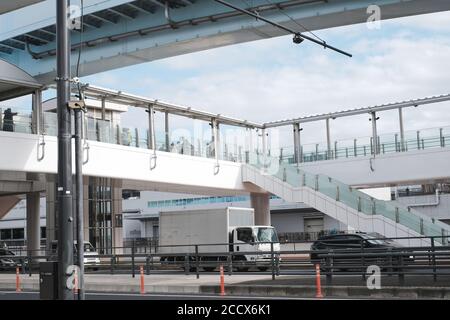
[89,11,450,147]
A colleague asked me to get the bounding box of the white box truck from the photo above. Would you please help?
[158,207,280,271]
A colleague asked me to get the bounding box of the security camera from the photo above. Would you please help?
[293,33,304,44]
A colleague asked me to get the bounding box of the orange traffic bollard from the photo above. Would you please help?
[315,264,323,298]
[16,266,21,292]
[219,265,225,296]
[73,268,79,295]
[140,265,145,294]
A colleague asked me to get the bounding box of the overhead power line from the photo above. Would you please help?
[213,0,352,58]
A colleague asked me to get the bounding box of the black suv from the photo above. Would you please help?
[310,233,413,269]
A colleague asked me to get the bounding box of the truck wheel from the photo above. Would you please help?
[203,267,216,272]
[236,267,249,272]
[257,267,268,271]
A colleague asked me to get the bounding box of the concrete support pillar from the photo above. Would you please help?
[26,192,40,254]
[250,193,271,226]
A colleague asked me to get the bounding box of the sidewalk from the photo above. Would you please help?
[0,273,272,294]
[1,273,450,299]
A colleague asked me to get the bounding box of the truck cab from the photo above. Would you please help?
[230,226,280,270]
[49,240,100,269]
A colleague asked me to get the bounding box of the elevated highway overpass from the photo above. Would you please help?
[1,0,450,82]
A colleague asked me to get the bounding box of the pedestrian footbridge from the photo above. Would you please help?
[1,83,450,246]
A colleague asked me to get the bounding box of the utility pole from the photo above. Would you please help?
[56,0,74,300]
[74,109,85,300]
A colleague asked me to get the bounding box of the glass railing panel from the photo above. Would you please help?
[120,127,134,147]
[360,197,374,215]
[442,127,450,148]
[13,114,32,134]
[303,171,316,189]
[374,200,396,221]
[0,107,32,134]
[97,120,113,144]
[136,127,148,149]
[397,208,421,234]
[86,118,98,141]
[422,221,442,238]
[285,168,301,187]
[336,184,359,212]
[43,112,57,136]
[317,175,337,199]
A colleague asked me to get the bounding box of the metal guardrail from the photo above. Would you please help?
[2,235,450,285]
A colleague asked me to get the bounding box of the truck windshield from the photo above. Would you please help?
[255,228,278,243]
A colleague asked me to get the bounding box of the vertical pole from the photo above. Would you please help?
[440,128,444,147]
[431,238,437,282]
[16,267,21,292]
[219,265,225,296]
[417,131,421,150]
[334,141,338,159]
[147,105,155,150]
[326,118,331,159]
[164,111,170,152]
[399,107,405,152]
[293,123,300,165]
[32,90,42,134]
[101,97,106,120]
[195,245,199,279]
[56,0,74,300]
[244,127,250,163]
[262,128,267,169]
[74,109,85,300]
[134,128,139,147]
[371,112,378,155]
[140,265,145,294]
[353,139,357,157]
[132,239,136,278]
[395,134,399,152]
[212,118,220,160]
[271,242,275,280]
[315,264,323,298]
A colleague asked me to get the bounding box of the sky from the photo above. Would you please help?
[82,9,450,148]
[6,9,450,150]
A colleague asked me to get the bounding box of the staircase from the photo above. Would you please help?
[242,154,450,246]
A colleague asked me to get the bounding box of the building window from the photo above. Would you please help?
[0,229,12,240]
[41,227,46,239]
[12,228,24,240]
